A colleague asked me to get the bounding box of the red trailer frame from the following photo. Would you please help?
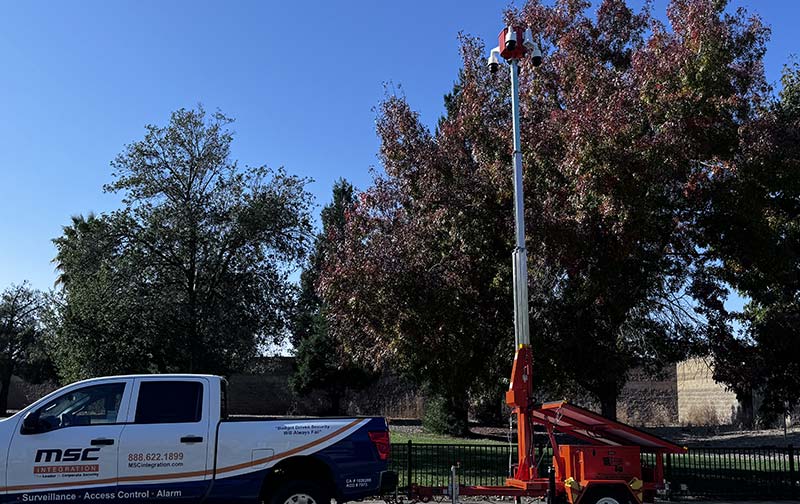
[410,399,686,504]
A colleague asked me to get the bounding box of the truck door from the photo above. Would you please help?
[116,378,211,502]
[6,380,131,501]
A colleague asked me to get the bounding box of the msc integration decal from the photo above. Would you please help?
[126,451,185,469]
[19,489,183,502]
[34,449,101,478]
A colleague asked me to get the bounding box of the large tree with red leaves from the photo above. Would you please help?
[320,0,769,426]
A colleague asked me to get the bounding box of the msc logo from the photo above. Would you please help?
[35,448,101,463]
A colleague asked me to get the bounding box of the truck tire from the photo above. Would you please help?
[269,480,329,504]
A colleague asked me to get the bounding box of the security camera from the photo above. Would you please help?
[531,44,542,67]
[487,49,500,73]
[504,26,517,51]
[488,51,500,73]
[523,28,535,51]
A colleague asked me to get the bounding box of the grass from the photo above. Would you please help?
[389,431,507,445]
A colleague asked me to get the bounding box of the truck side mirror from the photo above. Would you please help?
[21,411,42,435]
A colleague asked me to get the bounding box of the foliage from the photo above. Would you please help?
[0,283,54,415]
[51,107,313,381]
[290,180,372,414]
[694,63,800,419]
[291,179,355,348]
[320,0,769,422]
[422,394,470,437]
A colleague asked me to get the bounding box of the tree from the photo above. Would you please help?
[51,107,313,381]
[0,283,53,415]
[291,180,355,348]
[320,0,768,423]
[290,180,371,415]
[694,63,800,421]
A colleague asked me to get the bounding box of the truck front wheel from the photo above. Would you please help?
[269,480,330,504]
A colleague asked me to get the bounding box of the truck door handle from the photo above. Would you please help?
[180,436,204,444]
[91,438,115,446]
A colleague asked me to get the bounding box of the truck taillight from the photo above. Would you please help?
[368,431,390,461]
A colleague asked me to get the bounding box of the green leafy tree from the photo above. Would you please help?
[0,283,54,415]
[320,0,768,426]
[51,107,313,381]
[695,63,800,421]
[290,180,371,415]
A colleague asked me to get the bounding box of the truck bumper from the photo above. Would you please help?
[379,470,399,493]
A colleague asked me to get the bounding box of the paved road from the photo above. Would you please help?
[362,499,800,504]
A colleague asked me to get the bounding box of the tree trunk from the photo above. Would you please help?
[736,388,755,429]
[599,390,618,421]
[0,370,13,417]
[327,388,344,416]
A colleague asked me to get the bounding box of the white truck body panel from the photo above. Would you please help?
[0,375,393,504]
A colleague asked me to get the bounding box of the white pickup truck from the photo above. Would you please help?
[0,375,396,504]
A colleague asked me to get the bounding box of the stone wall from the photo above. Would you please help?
[6,376,58,412]
[677,358,739,426]
[618,366,678,427]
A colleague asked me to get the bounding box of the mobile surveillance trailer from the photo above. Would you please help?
[411,26,686,504]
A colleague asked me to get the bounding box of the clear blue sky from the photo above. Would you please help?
[1,0,797,292]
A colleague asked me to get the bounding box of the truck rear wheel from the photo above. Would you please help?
[269,480,329,504]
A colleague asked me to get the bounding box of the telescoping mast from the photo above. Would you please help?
[408,26,686,504]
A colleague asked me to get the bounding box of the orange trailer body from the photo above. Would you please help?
[559,445,642,483]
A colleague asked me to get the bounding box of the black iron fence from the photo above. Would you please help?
[665,446,798,499]
[389,442,800,500]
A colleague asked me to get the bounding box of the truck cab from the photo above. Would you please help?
[0,375,395,504]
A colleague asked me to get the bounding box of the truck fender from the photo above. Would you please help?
[260,456,337,502]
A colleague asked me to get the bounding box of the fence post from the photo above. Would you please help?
[789,444,796,499]
[406,440,413,498]
[665,452,671,476]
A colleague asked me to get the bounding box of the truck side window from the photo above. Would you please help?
[220,379,229,420]
[34,383,125,432]
[134,381,203,424]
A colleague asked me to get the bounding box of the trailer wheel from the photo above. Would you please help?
[581,487,635,504]
[269,480,329,504]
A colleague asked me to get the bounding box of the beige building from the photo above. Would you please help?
[676,358,740,426]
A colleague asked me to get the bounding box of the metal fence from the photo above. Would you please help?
[389,442,800,500]
[390,442,552,490]
[665,446,798,499]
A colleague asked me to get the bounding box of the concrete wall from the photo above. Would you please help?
[618,366,678,427]
[677,358,739,426]
[3,357,744,427]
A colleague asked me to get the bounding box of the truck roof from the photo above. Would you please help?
[69,374,222,386]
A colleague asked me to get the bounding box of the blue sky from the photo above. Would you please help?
[1,0,797,292]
